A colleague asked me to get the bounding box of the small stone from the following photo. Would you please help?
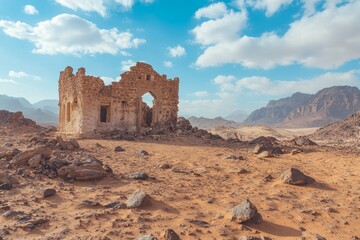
[315,234,326,240]
[159,163,171,169]
[135,235,156,240]
[104,201,126,209]
[225,155,245,160]
[114,146,125,152]
[126,189,150,208]
[43,188,56,198]
[0,183,12,190]
[122,135,135,141]
[257,151,272,158]
[253,144,265,154]
[163,229,180,240]
[128,172,149,180]
[2,210,23,218]
[81,200,101,207]
[138,150,149,156]
[28,154,42,168]
[271,147,283,154]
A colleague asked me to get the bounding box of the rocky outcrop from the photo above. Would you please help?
[245,86,360,128]
[0,110,37,127]
[310,111,360,142]
[188,116,241,129]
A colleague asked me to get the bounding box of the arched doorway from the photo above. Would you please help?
[141,92,154,128]
[137,91,158,131]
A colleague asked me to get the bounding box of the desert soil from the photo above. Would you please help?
[0,129,359,240]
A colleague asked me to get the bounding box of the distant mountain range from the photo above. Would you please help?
[0,95,58,125]
[188,116,241,129]
[244,86,360,128]
[225,109,248,122]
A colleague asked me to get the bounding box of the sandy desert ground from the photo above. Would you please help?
[0,125,359,240]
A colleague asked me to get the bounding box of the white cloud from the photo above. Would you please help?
[55,0,107,17]
[100,76,121,85]
[180,70,360,117]
[246,0,293,17]
[0,79,17,84]
[8,71,41,81]
[168,45,186,57]
[192,9,247,46]
[194,91,209,97]
[0,14,145,56]
[195,1,360,69]
[24,5,38,15]
[195,2,228,19]
[115,0,135,9]
[164,61,173,68]
[55,0,156,16]
[121,60,136,71]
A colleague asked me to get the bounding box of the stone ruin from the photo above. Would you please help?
[58,62,179,137]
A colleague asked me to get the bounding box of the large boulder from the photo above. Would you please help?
[291,136,316,146]
[230,199,262,224]
[280,168,315,185]
[10,147,52,166]
[57,156,106,181]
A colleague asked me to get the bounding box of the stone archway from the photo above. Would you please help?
[137,90,159,132]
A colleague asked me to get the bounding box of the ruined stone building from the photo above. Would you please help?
[58,62,179,137]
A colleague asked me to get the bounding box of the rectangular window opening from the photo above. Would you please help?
[146,75,151,81]
[100,105,110,123]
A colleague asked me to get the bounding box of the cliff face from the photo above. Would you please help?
[244,92,313,126]
[188,116,241,129]
[245,86,360,128]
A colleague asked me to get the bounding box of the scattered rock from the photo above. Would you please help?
[271,147,283,154]
[28,154,42,168]
[291,136,317,146]
[104,201,126,209]
[0,172,13,190]
[128,172,149,180]
[159,163,171,169]
[114,146,125,152]
[253,144,265,154]
[2,210,23,218]
[138,150,149,156]
[230,199,262,224]
[239,237,272,240]
[11,147,52,166]
[43,188,56,198]
[81,200,101,207]
[280,168,315,185]
[186,219,210,228]
[122,135,135,141]
[225,155,245,160]
[134,235,156,240]
[315,234,326,240]
[257,151,272,158]
[57,156,107,181]
[163,229,180,240]
[291,148,303,155]
[126,189,150,208]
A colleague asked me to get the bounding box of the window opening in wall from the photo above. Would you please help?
[100,105,110,123]
[146,75,151,81]
[66,102,71,122]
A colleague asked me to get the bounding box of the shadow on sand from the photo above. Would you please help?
[248,220,302,237]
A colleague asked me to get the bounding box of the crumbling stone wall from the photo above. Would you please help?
[58,62,179,137]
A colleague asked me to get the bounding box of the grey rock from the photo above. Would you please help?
[126,189,150,208]
[280,168,315,185]
[230,199,262,224]
[164,229,180,240]
[128,172,149,180]
[43,188,56,197]
[134,235,156,240]
[114,146,125,152]
[28,154,42,168]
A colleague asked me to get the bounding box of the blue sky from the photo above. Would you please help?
[0,0,359,118]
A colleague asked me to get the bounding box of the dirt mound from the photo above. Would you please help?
[311,112,360,142]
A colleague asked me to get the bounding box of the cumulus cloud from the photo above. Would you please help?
[236,71,360,95]
[0,14,145,55]
[164,61,173,68]
[55,0,107,16]
[23,5,38,15]
[195,2,228,19]
[194,1,360,69]
[180,70,360,117]
[55,0,156,16]
[8,71,41,81]
[121,59,136,71]
[245,0,293,16]
[168,45,186,57]
[100,76,121,85]
[194,91,209,97]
